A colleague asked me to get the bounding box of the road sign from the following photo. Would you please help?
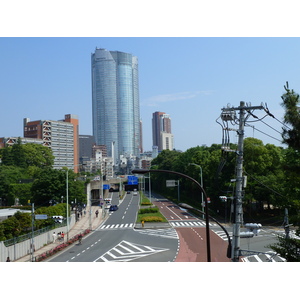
[166,180,178,187]
[35,214,48,220]
[127,175,138,185]
[103,184,110,190]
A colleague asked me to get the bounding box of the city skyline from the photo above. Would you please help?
[1,37,299,153]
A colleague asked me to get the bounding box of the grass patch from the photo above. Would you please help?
[140,193,152,206]
[136,195,168,223]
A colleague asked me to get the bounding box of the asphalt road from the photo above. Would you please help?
[49,192,179,262]
[48,191,284,262]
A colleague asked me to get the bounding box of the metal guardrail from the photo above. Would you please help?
[3,220,67,247]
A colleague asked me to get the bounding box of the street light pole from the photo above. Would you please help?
[189,163,204,218]
[66,169,69,241]
[132,168,211,262]
[65,164,81,241]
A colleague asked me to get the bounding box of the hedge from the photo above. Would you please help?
[139,207,159,214]
[140,216,164,222]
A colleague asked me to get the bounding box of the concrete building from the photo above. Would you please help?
[79,135,95,161]
[0,137,43,148]
[23,114,79,172]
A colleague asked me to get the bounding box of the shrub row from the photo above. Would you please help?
[140,216,164,222]
[139,206,159,214]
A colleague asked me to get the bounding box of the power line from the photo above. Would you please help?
[260,119,282,135]
[263,104,292,131]
[243,170,285,198]
[245,123,283,143]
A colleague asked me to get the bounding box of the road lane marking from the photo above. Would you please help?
[93,240,169,262]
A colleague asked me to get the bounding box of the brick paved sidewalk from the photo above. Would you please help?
[14,206,107,262]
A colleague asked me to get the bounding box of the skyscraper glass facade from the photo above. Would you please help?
[91,48,140,164]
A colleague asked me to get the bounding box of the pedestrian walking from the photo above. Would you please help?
[84,210,86,216]
[95,210,99,218]
[61,232,65,242]
[52,232,57,243]
[6,257,10,262]
[78,234,82,244]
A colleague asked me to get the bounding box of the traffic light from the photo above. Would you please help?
[244,223,262,236]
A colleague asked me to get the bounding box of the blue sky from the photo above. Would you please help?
[1,37,298,152]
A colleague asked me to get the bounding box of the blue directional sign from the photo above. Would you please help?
[103,184,110,190]
[127,175,138,185]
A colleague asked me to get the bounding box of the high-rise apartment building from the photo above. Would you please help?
[152,111,174,151]
[24,114,79,172]
[91,48,141,166]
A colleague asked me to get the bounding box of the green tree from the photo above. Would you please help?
[22,143,54,168]
[268,83,300,261]
[269,235,300,262]
[31,168,86,207]
[31,168,65,206]
[281,82,300,150]
[0,146,14,166]
[243,138,286,212]
[11,138,27,168]
[0,166,24,206]
[1,141,54,168]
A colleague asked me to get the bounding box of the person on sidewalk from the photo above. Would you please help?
[95,210,99,218]
[52,232,57,243]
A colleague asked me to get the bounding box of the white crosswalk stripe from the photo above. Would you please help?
[137,228,178,239]
[213,230,230,241]
[99,223,134,230]
[170,221,214,227]
[242,251,286,262]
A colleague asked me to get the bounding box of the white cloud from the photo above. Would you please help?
[142,90,213,107]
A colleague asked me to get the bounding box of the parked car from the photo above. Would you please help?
[109,205,118,211]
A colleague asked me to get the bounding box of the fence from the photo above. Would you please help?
[0,214,75,262]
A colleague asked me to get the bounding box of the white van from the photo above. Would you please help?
[105,198,112,209]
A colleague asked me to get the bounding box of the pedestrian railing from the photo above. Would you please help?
[3,220,67,247]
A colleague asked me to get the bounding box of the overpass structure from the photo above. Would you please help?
[87,178,127,206]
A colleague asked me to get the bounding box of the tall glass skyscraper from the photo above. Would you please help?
[91,48,140,165]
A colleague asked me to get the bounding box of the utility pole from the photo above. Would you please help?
[231,102,246,262]
[283,208,290,239]
[221,101,264,261]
